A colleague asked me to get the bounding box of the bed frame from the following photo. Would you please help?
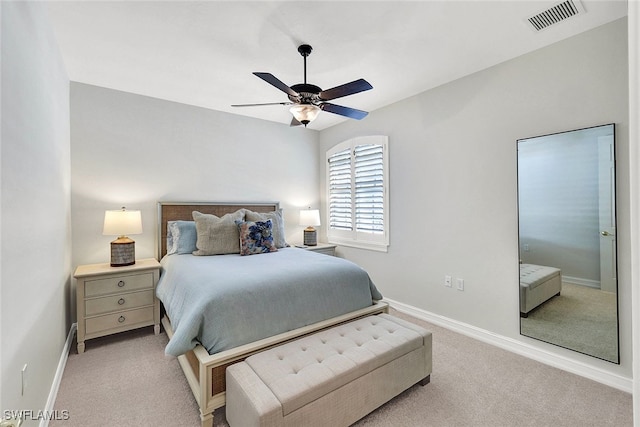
[157,202,389,427]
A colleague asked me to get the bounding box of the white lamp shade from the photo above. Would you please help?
[103,209,143,236]
[290,104,320,125]
[299,209,321,227]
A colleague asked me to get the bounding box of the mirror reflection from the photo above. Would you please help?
[517,123,619,363]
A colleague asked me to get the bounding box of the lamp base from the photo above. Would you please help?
[303,228,317,246]
[110,237,136,267]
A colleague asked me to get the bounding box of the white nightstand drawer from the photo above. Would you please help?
[85,290,154,316]
[309,247,335,256]
[85,272,153,298]
[85,306,154,335]
[301,243,337,256]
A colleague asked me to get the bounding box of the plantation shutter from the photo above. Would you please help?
[354,144,384,234]
[326,136,389,251]
[328,147,353,231]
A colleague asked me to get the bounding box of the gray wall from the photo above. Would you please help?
[319,18,630,378]
[628,1,640,420]
[70,83,320,270]
[1,2,71,423]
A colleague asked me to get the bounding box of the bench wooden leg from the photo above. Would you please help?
[200,410,213,427]
[419,375,430,386]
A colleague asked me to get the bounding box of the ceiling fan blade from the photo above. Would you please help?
[320,103,369,120]
[319,79,373,101]
[231,102,293,107]
[253,72,299,98]
[290,117,303,127]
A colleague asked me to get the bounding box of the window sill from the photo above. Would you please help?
[327,238,388,253]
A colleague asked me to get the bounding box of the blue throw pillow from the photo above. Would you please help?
[166,220,197,255]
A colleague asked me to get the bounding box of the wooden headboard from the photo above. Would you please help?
[157,201,279,259]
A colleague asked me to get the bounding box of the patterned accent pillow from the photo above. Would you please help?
[245,209,288,248]
[237,220,278,256]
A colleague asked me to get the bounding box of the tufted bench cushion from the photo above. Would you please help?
[520,263,561,290]
[519,263,563,316]
[226,313,432,427]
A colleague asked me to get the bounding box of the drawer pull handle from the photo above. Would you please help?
[118,316,126,323]
[117,280,125,287]
[118,298,125,305]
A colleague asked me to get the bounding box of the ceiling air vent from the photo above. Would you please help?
[527,0,586,32]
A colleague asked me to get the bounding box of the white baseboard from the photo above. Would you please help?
[40,323,77,427]
[384,298,632,393]
[563,275,601,288]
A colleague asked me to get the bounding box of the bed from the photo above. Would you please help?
[519,263,562,317]
[156,202,388,427]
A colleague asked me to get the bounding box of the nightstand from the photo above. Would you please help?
[299,242,337,256]
[74,258,161,353]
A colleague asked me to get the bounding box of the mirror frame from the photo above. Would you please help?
[517,123,620,364]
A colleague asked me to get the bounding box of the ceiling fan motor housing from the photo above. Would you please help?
[289,83,322,104]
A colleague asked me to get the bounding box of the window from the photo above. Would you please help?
[326,135,389,251]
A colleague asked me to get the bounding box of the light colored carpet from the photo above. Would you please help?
[51,308,632,426]
[520,282,618,362]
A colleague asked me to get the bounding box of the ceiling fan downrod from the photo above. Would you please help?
[298,44,313,85]
[291,44,321,108]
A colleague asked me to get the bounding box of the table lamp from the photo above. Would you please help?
[299,208,321,246]
[103,207,142,267]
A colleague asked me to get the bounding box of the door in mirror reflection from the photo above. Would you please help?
[517,123,619,363]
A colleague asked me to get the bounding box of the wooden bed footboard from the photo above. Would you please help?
[162,301,390,427]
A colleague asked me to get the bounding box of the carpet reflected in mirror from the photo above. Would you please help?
[520,282,618,362]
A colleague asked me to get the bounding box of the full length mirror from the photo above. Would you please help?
[517,123,619,363]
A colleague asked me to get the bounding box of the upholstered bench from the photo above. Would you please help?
[520,263,562,317]
[226,313,432,427]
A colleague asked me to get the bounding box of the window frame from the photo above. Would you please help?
[326,135,389,252]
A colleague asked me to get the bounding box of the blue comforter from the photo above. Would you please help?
[156,248,382,356]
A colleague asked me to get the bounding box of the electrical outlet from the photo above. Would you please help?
[21,364,27,396]
[524,243,530,252]
[444,275,452,287]
[456,278,464,291]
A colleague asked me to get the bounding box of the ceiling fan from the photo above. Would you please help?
[232,44,373,127]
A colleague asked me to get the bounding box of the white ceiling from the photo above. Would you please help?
[46,0,628,130]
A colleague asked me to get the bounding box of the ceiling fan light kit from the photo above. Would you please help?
[232,44,373,127]
[290,104,320,126]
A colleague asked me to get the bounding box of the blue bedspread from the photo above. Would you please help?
[156,248,382,357]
